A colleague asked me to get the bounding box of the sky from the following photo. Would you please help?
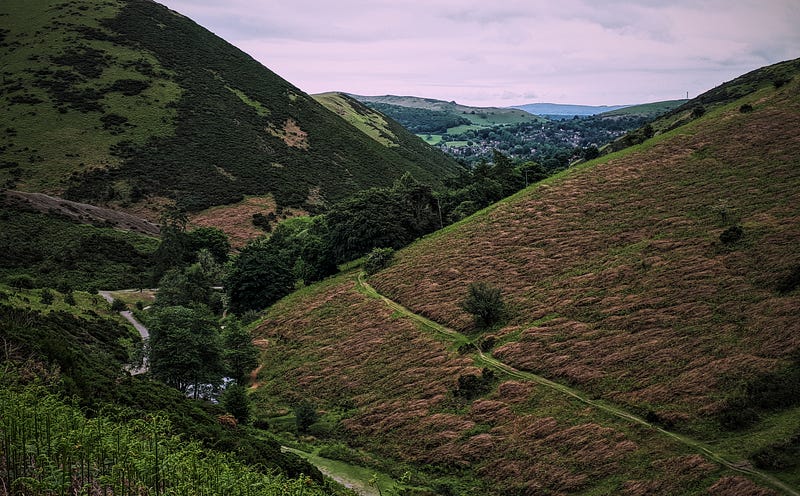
[157,0,800,107]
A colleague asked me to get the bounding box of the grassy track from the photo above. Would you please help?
[355,272,799,496]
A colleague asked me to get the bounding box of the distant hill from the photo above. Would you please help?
[312,92,462,170]
[513,102,630,116]
[349,94,542,127]
[0,0,460,218]
[249,60,800,494]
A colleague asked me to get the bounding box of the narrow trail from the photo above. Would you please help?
[355,273,799,496]
[99,290,150,375]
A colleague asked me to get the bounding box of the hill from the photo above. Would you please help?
[312,92,462,171]
[249,61,800,494]
[0,283,346,494]
[349,94,541,128]
[0,0,461,218]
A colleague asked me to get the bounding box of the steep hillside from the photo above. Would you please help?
[251,63,800,494]
[0,0,460,216]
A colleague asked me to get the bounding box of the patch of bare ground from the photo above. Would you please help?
[267,118,309,149]
[252,275,734,494]
[371,86,800,419]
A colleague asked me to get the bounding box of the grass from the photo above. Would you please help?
[284,446,401,496]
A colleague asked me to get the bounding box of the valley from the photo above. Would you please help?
[1,0,798,494]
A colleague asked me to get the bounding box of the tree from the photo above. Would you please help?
[148,306,225,398]
[225,242,296,314]
[221,318,259,383]
[221,383,251,424]
[363,247,395,275]
[461,282,505,329]
[294,401,318,433]
[186,227,230,264]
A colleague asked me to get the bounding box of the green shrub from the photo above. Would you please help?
[294,401,318,434]
[461,282,505,329]
[364,247,395,275]
[40,288,54,305]
[739,103,754,113]
[111,299,126,311]
[8,274,35,289]
[719,225,744,245]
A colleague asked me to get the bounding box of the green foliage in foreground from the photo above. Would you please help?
[0,385,330,496]
[0,286,323,483]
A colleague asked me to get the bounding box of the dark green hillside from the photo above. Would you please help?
[0,0,460,215]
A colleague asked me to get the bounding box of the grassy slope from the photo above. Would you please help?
[0,0,460,215]
[369,76,800,483]
[250,65,799,494]
[252,270,772,495]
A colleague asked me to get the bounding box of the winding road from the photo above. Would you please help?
[354,272,799,496]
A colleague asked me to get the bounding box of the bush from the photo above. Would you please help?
[739,103,754,113]
[8,275,35,289]
[64,291,76,306]
[40,288,54,305]
[111,299,126,311]
[691,105,706,119]
[776,265,800,294]
[461,282,505,329]
[363,247,395,275]
[294,401,318,434]
[719,225,744,245]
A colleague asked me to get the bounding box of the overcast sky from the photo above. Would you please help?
[157,0,800,107]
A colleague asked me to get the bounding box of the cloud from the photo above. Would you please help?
[157,0,800,105]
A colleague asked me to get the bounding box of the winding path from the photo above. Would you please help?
[99,290,150,375]
[355,273,799,496]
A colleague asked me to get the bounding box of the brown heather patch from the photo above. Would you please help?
[251,274,727,494]
[372,86,800,417]
[707,476,779,496]
[188,195,306,248]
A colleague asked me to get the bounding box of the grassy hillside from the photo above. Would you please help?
[0,0,460,215]
[249,62,800,494]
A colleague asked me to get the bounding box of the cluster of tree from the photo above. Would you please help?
[225,154,548,314]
